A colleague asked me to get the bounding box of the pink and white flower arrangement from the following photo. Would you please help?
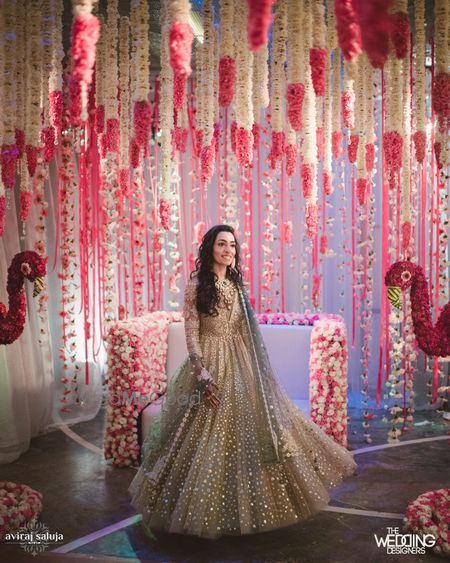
[309,317,349,447]
[0,482,43,539]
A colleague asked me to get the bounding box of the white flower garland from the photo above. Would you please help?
[15,0,26,144]
[355,55,365,179]
[332,48,341,140]
[213,27,219,124]
[252,44,269,123]
[414,0,425,134]
[131,0,150,103]
[26,0,42,149]
[235,0,253,133]
[312,0,326,50]
[401,48,412,240]
[434,0,449,76]
[219,0,234,59]
[3,0,16,146]
[104,0,119,121]
[202,0,215,146]
[270,0,286,134]
[41,0,53,127]
[95,16,105,110]
[119,17,130,169]
[302,3,316,166]
[287,0,303,84]
[160,1,174,200]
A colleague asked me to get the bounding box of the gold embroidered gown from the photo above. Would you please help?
[129,277,357,539]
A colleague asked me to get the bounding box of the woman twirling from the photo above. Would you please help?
[129,224,357,539]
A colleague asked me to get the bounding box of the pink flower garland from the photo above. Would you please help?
[133,100,152,149]
[306,203,318,239]
[391,11,410,59]
[334,0,362,61]
[0,196,6,237]
[342,90,355,129]
[353,0,392,69]
[412,130,426,163]
[230,120,237,153]
[219,56,236,107]
[246,0,273,51]
[130,138,140,169]
[286,83,305,131]
[312,274,321,308]
[169,21,194,76]
[282,220,293,244]
[323,170,332,196]
[172,126,188,153]
[404,488,450,557]
[20,192,31,223]
[309,317,349,447]
[173,73,188,113]
[195,129,204,155]
[101,118,120,157]
[49,90,63,139]
[356,177,368,206]
[301,163,314,198]
[0,482,43,538]
[119,169,130,198]
[320,234,328,254]
[252,122,260,150]
[70,10,100,120]
[316,127,324,160]
[41,127,56,164]
[15,129,25,158]
[348,134,359,164]
[270,131,285,165]
[1,144,19,189]
[25,145,38,177]
[365,142,375,172]
[332,131,343,159]
[383,131,403,188]
[310,48,327,96]
[200,143,215,185]
[235,127,253,167]
[401,221,411,252]
[285,143,297,177]
[159,198,172,231]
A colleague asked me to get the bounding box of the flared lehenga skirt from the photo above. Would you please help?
[129,331,357,539]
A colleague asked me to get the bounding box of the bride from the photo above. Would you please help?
[129,224,357,539]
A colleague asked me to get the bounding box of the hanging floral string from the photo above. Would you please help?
[159,0,175,228]
[200,0,216,186]
[412,0,425,163]
[119,17,130,195]
[252,42,269,141]
[269,0,286,167]
[334,0,361,62]
[400,21,412,255]
[168,0,193,113]
[353,0,391,69]
[131,0,151,155]
[0,0,17,234]
[286,0,305,132]
[432,0,450,133]
[247,0,273,51]
[14,0,26,163]
[383,52,403,190]
[219,0,235,108]
[235,0,254,168]
[70,0,100,122]
[49,0,64,143]
[94,15,105,134]
[310,0,327,97]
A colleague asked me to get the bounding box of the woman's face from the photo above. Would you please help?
[212,231,236,268]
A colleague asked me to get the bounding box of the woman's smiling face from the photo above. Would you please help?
[212,230,236,267]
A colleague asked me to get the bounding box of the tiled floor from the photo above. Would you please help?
[1,401,449,562]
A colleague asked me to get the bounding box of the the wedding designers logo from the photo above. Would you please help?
[3,521,64,556]
[374,526,436,555]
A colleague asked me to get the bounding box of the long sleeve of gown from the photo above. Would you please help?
[183,278,203,362]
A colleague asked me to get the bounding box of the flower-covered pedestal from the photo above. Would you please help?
[309,316,349,447]
[0,482,43,539]
[104,311,183,467]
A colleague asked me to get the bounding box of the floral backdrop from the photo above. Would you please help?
[0,0,448,448]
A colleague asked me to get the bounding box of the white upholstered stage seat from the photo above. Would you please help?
[140,322,312,446]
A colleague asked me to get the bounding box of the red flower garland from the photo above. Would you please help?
[310,48,327,96]
[49,90,63,138]
[270,130,285,164]
[247,0,273,51]
[412,131,426,164]
[306,203,318,239]
[25,145,38,177]
[95,105,105,134]
[1,144,19,189]
[353,0,392,69]
[230,120,237,154]
[219,56,236,107]
[0,196,6,237]
[133,100,151,148]
[173,73,188,113]
[235,127,253,167]
[130,137,140,169]
[286,83,305,131]
[41,127,56,164]
[172,126,188,153]
[320,234,328,254]
[323,170,332,196]
[301,163,314,198]
[101,118,120,157]
[15,129,25,158]
[432,73,450,132]
[252,122,260,150]
[383,131,403,188]
[119,169,130,198]
[334,0,362,61]
[391,11,410,59]
[401,221,411,252]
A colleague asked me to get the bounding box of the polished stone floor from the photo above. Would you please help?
[0,399,449,562]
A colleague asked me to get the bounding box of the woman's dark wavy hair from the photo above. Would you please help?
[190,224,244,316]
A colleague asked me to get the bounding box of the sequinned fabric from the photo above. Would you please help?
[129,276,357,539]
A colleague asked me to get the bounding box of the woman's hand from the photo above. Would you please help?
[204,380,221,409]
